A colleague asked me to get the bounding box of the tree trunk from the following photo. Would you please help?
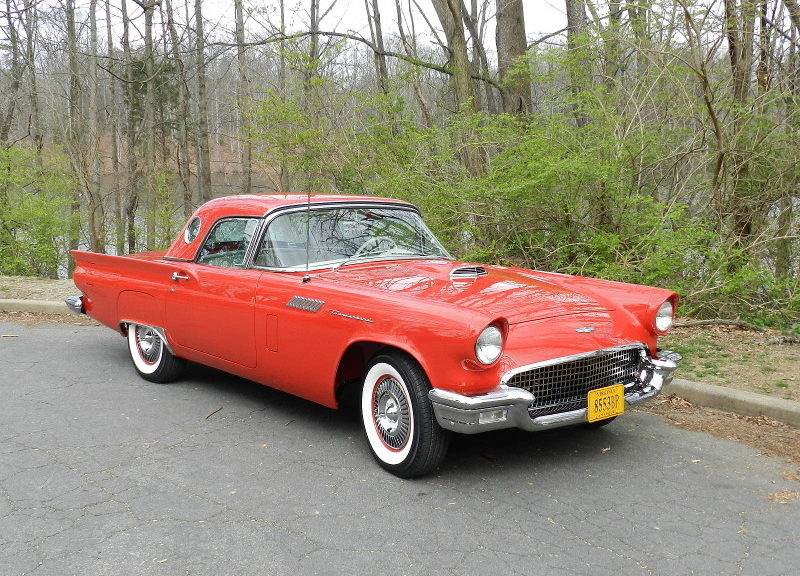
[431,0,476,113]
[121,0,139,253]
[22,0,43,161]
[431,0,483,175]
[565,0,589,128]
[462,0,498,114]
[278,0,290,192]
[786,0,800,36]
[603,1,622,90]
[195,0,213,202]
[1,0,23,143]
[627,0,651,79]
[365,0,391,96]
[87,0,106,253]
[165,0,193,217]
[106,0,124,255]
[724,0,757,253]
[235,0,252,195]
[495,0,530,114]
[394,0,433,127]
[66,0,81,272]
[136,0,158,251]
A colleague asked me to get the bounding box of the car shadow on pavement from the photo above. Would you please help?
[169,360,637,478]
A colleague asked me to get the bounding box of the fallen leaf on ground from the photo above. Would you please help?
[766,490,799,504]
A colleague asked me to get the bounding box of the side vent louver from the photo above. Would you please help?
[450,266,488,280]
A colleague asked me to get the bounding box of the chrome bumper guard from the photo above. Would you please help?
[65,295,84,315]
[429,350,682,434]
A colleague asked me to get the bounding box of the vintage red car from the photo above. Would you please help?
[68,194,680,477]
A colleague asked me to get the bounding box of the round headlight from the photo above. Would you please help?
[476,325,503,365]
[655,300,674,333]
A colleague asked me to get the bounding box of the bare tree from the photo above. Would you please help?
[165,0,193,216]
[431,0,476,113]
[87,0,106,252]
[431,0,483,175]
[365,0,390,96]
[65,0,81,268]
[194,0,213,202]
[462,0,498,114]
[565,0,589,127]
[121,0,140,252]
[104,0,124,254]
[133,0,160,251]
[235,0,253,194]
[1,0,24,143]
[22,0,42,159]
[394,0,433,126]
[495,0,530,114]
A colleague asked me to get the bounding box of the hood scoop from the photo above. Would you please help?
[450,265,488,281]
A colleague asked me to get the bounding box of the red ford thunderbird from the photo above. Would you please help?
[68,194,680,477]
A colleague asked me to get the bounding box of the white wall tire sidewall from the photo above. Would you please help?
[127,324,163,376]
[362,362,415,466]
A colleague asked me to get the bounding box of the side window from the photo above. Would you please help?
[253,212,308,268]
[196,218,260,268]
[184,217,201,244]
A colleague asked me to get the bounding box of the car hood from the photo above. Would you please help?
[316,260,611,324]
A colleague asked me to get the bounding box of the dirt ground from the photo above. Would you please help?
[2,274,799,489]
[661,324,800,403]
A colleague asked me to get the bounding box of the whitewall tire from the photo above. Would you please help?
[126,323,185,383]
[361,352,449,478]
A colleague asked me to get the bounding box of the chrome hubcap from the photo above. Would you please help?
[136,326,161,364]
[374,377,410,450]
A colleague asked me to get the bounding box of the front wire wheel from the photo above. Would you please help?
[361,352,449,478]
[126,323,185,383]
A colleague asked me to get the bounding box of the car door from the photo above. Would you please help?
[166,217,262,368]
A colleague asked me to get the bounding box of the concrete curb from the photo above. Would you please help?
[669,378,800,428]
[0,299,70,315]
[2,298,799,428]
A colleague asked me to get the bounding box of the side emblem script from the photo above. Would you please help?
[575,327,596,333]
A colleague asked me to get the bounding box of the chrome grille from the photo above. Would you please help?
[505,346,643,418]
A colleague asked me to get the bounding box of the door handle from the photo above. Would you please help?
[171,272,190,281]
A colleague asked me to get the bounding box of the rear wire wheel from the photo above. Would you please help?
[126,323,185,383]
[361,352,449,478]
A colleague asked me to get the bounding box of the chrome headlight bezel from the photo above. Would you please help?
[654,300,674,333]
[475,325,503,365]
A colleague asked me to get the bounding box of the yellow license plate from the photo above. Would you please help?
[587,384,625,423]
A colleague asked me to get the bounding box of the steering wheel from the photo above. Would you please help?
[352,235,397,259]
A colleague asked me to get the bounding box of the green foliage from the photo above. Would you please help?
[0,147,75,277]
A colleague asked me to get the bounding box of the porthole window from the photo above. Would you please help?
[184,217,201,244]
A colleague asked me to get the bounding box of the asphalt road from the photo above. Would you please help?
[2,322,799,576]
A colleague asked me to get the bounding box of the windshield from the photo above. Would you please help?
[253,206,451,269]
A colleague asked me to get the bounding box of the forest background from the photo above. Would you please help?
[0,0,798,327]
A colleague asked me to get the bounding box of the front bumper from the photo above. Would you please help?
[429,350,681,434]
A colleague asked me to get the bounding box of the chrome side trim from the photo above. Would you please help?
[429,349,680,434]
[65,295,84,315]
[499,344,647,386]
